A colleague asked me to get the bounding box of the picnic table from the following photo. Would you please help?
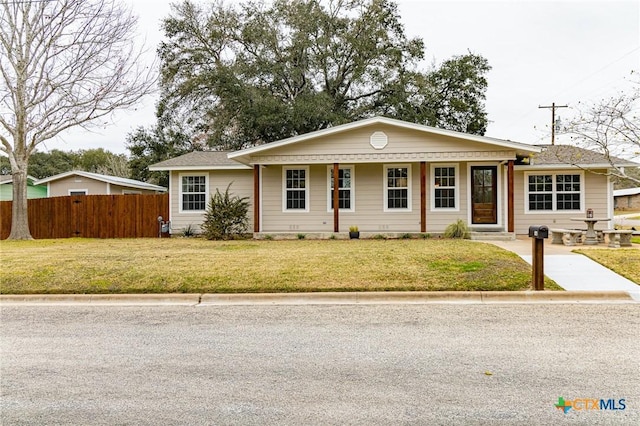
[570,217,611,245]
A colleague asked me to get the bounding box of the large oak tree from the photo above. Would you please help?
[0,0,156,239]
[147,0,490,154]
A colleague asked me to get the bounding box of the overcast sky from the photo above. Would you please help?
[46,0,640,155]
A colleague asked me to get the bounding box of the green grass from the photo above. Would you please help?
[575,249,640,285]
[0,238,560,294]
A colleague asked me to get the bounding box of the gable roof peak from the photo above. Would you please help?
[34,170,167,191]
[229,116,540,163]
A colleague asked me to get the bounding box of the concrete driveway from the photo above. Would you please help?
[1,304,639,425]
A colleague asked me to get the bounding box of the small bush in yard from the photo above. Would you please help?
[181,224,196,237]
[444,219,470,239]
[201,183,249,240]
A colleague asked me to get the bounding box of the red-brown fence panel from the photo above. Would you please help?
[0,194,169,239]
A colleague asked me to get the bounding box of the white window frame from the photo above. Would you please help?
[430,163,459,212]
[326,165,355,212]
[68,189,88,196]
[283,166,309,212]
[383,164,412,212]
[524,171,584,214]
[179,173,208,213]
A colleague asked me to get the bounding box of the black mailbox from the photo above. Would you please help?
[528,225,549,239]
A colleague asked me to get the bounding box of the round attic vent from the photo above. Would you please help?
[370,131,388,150]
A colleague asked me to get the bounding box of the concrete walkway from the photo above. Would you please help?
[487,237,640,301]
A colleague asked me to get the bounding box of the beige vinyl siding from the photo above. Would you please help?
[426,163,470,232]
[262,163,425,233]
[262,165,334,232]
[169,170,253,234]
[513,169,610,234]
[109,185,159,195]
[258,124,512,159]
[48,176,107,196]
[350,164,421,232]
[47,177,161,196]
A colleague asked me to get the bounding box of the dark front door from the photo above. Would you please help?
[471,166,497,224]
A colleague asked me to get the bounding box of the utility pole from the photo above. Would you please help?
[538,102,568,145]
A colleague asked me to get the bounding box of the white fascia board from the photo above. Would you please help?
[149,165,252,172]
[514,164,614,170]
[33,170,79,185]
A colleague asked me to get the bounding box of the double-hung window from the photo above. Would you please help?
[526,173,582,212]
[528,175,553,211]
[556,174,581,210]
[432,165,458,210]
[284,167,309,211]
[181,175,207,211]
[384,165,411,211]
[328,166,354,211]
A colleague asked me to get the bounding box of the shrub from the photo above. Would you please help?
[444,219,470,239]
[400,233,412,239]
[297,233,306,240]
[181,224,196,237]
[201,183,249,240]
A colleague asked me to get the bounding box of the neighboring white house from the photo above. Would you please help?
[614,187,640,211]
[34,171,167,197]
[150,116,637,237]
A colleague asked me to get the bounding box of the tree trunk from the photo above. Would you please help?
[8,164,33,240]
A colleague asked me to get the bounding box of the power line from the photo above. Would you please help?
[499,47,640,135]
[538,103,568,145]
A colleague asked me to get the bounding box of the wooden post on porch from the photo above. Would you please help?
[333,163,339,233]
[253,165,260,233]
[420,161,426,233]
[507,160,514,233]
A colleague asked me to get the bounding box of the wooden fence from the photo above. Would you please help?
[0,194,169,239]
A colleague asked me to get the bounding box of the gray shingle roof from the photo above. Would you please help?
[150,151,248,170]
[533,145,638,167]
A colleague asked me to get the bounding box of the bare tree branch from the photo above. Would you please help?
[0,0,158,239]
[563,78,640,185]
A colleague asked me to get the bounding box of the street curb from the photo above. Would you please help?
[0,291,635,305]
[0,293,201,305]
[200,291,635,305]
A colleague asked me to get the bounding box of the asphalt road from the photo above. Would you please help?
[1,304,639,425]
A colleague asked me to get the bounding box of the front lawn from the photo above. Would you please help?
[0,238,559,294]
[575,249,640,285]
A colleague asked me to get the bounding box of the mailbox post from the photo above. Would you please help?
[528,225,549,290]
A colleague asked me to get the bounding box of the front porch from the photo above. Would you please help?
[250,160,517,235]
